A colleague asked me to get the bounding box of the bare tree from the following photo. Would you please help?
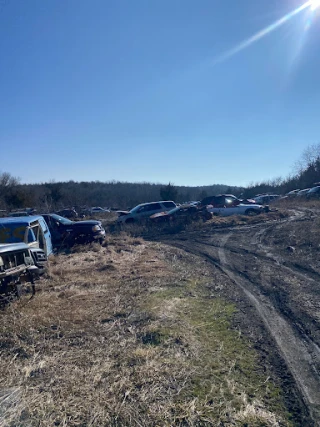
[0,172,20,209]
[294,143,320,174]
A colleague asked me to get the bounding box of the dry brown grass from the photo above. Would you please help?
[108,211,290,240]
[0,234,292,426]
[204,210,289,228]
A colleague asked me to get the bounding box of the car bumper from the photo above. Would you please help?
[93,230,106,240]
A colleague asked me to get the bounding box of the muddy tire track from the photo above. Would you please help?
[156,212,320,426]
[218,232,320,425]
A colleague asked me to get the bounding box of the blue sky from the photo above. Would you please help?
[0,0,319,186]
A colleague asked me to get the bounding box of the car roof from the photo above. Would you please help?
[0,215,44,225]
[135,201,174,207]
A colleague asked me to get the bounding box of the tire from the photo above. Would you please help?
[14,283,23,298]
[203,211,213,221]
[245,209,258,216]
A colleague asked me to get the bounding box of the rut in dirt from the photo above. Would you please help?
[156,214,320,426]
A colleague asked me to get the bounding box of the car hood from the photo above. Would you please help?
[0,242,30,253]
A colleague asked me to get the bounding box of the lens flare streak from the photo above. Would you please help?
[213,0,315,64]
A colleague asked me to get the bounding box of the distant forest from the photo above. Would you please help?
[1,144,319,211]
[0,177,242,211]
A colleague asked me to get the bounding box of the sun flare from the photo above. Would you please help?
[310,0,320,10]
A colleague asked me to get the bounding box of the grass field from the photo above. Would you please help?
[0,233,293,426]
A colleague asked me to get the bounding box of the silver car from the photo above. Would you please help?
[117,201,176,224]
[207,196,264,217]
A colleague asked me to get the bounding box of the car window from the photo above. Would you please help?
[224,197,235,205]
[130,205,143,213]
[148,203,162,211]
[136,206,148,213]
[162,202,175,208]
[139,203,161,212]
[27,228,37,243]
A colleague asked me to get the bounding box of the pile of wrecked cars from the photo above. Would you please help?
[117,195,269,226]
[0,212,106,299]
[0,216,52,298]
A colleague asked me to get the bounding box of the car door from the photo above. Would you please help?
[38,218,53,255]
[217,197,239,216]
[208,206,221,215]
[136,203,162,219]
[43,216,63,244]
[147,203,164,216]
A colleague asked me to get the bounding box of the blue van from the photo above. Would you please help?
[0,216,53,270]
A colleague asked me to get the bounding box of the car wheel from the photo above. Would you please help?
[203,211,213,220]
[14,283,23,298]
[245,209,258,216]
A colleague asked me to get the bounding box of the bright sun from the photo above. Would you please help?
[310,0,320,11]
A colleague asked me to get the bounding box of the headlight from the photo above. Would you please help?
[92,225,100,232]
[0,256,3,267]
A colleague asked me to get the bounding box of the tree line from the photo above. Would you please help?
[0,177,240,212]
[1,143,319,212]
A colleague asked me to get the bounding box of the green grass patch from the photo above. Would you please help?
[141,279,293,426]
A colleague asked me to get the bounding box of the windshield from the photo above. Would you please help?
[50,214,73,225]
[130,205,143,213]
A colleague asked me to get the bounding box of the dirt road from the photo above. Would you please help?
[157,210,320,426]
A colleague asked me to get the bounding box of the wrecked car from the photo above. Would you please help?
[41,214,106,246]
[253,194,280,204]
[207,196,265,216]
[90,207,110,214]
[0,216,52,272]
[0,242,41,298]
[200,194,256,207]
[306,186,320,199]
[150,204,212,224]
[117,201,176,224]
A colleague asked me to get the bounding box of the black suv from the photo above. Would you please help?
[42,214,106,246]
